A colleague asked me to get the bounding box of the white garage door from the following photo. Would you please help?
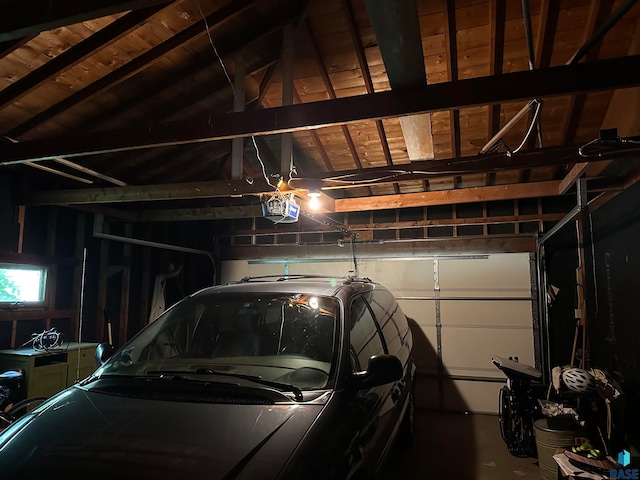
[221,253,536,414]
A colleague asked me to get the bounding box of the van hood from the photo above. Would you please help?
[0,379,324,479]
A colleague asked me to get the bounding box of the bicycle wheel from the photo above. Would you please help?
[498,386,511,442]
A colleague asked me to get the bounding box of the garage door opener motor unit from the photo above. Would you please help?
[262,190,300,223]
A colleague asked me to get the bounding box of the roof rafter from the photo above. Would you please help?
[7,0,258,139]
[3,54,640,165]
[0,5,165,110]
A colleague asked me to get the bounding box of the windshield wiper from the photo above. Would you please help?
[192,368,304,401]
[123,369,303,401]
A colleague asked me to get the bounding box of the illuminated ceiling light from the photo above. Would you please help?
[307,190,321,210]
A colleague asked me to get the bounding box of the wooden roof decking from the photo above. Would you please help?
[1,0,640,242]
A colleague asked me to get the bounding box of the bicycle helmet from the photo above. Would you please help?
[562,368,595,393]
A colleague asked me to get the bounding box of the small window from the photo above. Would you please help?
[0,264,47,304]
[349,295,385,371]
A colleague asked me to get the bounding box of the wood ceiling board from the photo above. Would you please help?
[457,173,487,189]
[525,165,559,183]
[0,0,173,41]
[5,0,259,139]
[457,24,492,51]
[494,169,525,185]
[1,0,638,222]
[0,36,37,61]
[369,184,397,196]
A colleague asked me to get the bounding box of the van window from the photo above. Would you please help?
[349,295,385,371]
[367,289,403,355]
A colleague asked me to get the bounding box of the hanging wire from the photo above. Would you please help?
[195,0,235,98]
[252,136,276,189]
[506,99,542,157]
[578,136,640,158]
[194,0,290,189]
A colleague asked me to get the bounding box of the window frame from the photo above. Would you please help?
[0,262,48,307]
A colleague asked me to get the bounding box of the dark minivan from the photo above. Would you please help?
[0,276,415,479]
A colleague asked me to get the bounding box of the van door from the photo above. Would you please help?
[348,294,398,471]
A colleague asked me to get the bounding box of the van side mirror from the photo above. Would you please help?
[351,354,403,389]
[95,342,115,366]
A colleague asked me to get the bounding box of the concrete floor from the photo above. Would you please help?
[380,409,541,479]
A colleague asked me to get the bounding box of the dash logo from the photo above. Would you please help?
[610,450,638,480]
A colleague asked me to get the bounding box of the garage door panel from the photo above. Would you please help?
[441,327,534,375]
[439,300,533,327]
[415,377,440,410]
[439,254,532,293]
[409,326,439,375]
[289,262,353,276]
[444,380,504,414]
[398,299,436,328]
[360,260,435,296]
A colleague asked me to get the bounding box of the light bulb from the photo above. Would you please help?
[308,191,321,210]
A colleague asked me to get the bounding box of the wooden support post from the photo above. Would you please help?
[97,220,110,343]
[118,223,132,346]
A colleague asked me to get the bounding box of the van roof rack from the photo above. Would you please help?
[236,274,372,284]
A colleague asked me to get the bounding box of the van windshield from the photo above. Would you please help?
[99,292,339,391]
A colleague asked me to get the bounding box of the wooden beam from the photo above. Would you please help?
[443,0,460,158]
[0,0,172,41]
[559,162,589,194]
[21,140,640,207]
[129,205,263,222]
[24,162,94,184]
[0,252,77,266]
[222,235,538,259]
[590,163,640,211]
[364,0,434,161]
[488,0,505,138]
[21,179,275,205]
[334,181,562,212]
[4,54,640,165]
[227,212,565,234]
[363,0,426,88]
